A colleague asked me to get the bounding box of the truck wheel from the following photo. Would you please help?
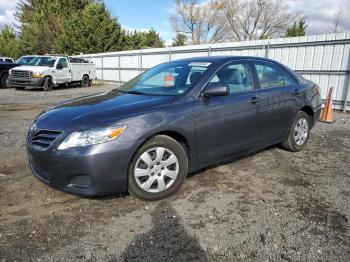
[43,77,53,91]
[0,73,9,88]
[81,75,90,87]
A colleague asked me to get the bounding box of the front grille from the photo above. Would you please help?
[70,175,91,189]
[12,70,32,79]
[29,129,63,150]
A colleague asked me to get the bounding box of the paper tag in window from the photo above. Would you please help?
[188,62,211,67]
[164,74,175,87]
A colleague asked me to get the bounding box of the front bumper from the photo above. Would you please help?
[9,77,44,88]
[27,138,137,196]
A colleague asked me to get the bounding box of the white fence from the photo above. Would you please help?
[80,32,350,111]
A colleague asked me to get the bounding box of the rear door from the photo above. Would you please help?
[194,61,260,163]
[56,58,71,84]
[252,61,300,145]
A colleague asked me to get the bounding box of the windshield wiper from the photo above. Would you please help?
[125,90,146,95]
[116,89,146,95]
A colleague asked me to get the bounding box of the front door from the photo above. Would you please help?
[55,58,71,84]
[194,61,260,163]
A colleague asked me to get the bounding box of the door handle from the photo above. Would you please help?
[249,96,260,104]
[291,89,301,95]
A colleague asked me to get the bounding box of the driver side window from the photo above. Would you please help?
[208,62,253,94]
[58,58,68,68]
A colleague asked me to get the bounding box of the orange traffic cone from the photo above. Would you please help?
[320,87,334,123]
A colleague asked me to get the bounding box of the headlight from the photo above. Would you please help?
[32,72,44,78]
[57,126,126,150]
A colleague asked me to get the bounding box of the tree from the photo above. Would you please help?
[0,25,22,59]
[328,11,344,33]
[170,0,300,43]
[172,33,187,46]
[55,2,127,54]
[285,19,307,37]
[15,0,93,54]
[143,29,164,48]
[125,29,165,50]
[170,0,225,45]
[220,0,299,41]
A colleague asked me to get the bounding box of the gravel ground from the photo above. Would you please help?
[0,85,349,261]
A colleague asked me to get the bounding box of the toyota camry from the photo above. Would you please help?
[27,56,322,200]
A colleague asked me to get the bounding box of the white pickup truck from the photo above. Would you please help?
[9,55,95,91]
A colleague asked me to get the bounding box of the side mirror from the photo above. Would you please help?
[56,63,63,70]
[203,84,230,98]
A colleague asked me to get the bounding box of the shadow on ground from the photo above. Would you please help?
[121,201,208,262]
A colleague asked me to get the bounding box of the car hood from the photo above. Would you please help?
[11,65,52,72]
[35,90,176,130]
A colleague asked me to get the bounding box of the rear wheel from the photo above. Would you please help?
[128,135,188,200]
[0,73,9,88]
[81,75,90,87]
[281,111,311,152]
[43,77,53,91]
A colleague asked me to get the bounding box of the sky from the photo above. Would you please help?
[0,0,349,46]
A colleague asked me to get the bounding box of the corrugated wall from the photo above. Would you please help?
[79,32,350,111]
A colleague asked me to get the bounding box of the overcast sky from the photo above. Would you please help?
[0,0,349,44]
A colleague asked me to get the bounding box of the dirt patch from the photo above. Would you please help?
[0,86,349,261]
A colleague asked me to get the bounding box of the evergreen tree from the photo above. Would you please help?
[125,30,164,50]
[14,0,166,55]
[144,29,164,48]
[55,2,127,54]
[15,0,93,54]
[285,19,307,37]
[0,25,22,59]
[172,33,186,47]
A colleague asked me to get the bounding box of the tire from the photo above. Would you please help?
[281,111,311,152]
[43,77,53,91]
[0,73,9,88]
[81,75,90,87]
[128,135,188,200]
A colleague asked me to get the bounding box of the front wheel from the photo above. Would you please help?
[0,73,9,88]
[43,77,53,91]
[281,111,311,152]
[128,135,188,200]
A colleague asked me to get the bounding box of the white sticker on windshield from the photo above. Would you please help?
[188,62,211,67]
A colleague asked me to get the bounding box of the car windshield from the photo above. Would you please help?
[118,61,211,96]
[27,57,57,67]
[16,56,35,65]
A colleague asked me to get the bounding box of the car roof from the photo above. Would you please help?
[169,56,279,64]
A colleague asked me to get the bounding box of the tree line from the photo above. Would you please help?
[0,0,164,59]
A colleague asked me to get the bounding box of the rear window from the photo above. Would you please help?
[254,62,297,88]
